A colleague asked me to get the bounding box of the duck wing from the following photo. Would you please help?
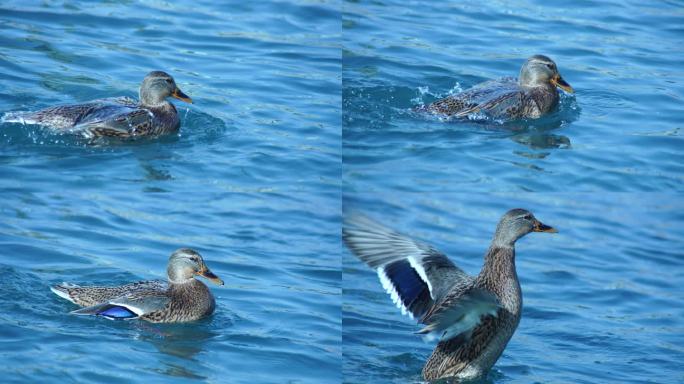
[343,213,500,343]
[427,78,527,119]
[51,280,167,307]
[416,286,499,342]
[70,288,170,320]
[69,98,158,138]
[3,97,137,129]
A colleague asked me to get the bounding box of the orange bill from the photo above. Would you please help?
[172,87,193,103]
[198,268,224,285]
[533,220,558,233]
[551,74,574,93]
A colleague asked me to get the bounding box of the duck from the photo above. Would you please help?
[343,209,557,381]
[3,71,192,138]
[422,55,573,120]
[50,248,223,323]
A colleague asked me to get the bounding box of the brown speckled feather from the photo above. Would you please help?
[54,279,216,323]
[141,279,216,323]
[51,280,167,307]
[76,104,179,138]
[425,77,556,119]
[51,248,221,323]
[3,71,191,139]
[423,246,522,380]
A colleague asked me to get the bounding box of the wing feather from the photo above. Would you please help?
[344,212,501,344]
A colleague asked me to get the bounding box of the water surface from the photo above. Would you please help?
[0,1,341,383]
[342,0,684,192]
[343,192,684,383]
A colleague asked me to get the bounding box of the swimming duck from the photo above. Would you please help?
[343,209,557,381]
[423,55,573,119]
[3,71,192,138]
[51,248,223,323]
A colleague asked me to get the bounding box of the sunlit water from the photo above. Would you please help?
[343,192,684,384]
[342,1,683,382]
[342,0,684,192]
[0,1,340,383]
[1,0,683,383]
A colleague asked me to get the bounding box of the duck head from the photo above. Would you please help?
[492,208,557,247]
[167,248,224,285]
[140,71,193,107]
[519,55,573,93]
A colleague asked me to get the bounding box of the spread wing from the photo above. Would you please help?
[70,290,169,320]
[343,213,499,342]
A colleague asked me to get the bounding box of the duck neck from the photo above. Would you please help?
[168,276,194,285]
[479,244,518,296]
[520,78,555,92]
[167,266,195,285]
[169,277,206,293]
[140,89,170,108]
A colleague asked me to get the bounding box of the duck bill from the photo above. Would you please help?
[533,220,558,233]
[551,74,574,93]
[198,268,224,285]
[172,88,193,103]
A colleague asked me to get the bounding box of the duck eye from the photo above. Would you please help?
[522,214,533,220]
[165,79,173,84]
[545,64,554,70]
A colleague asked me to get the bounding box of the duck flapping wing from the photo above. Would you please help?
[343,213,500,342]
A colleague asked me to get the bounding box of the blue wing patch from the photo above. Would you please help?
[383,259,432,318]
[98,305,137,319]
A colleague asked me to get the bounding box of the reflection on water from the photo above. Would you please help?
[511,132,571,151]
[133,318,227,379]
[413,87,580,152]
[343,81,586,191]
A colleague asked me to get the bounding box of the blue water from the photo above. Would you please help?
[343,0,684,192]
[0,1,340,383]
[343,192,684,383]
[1,0,683,383]
[342,2,684,382]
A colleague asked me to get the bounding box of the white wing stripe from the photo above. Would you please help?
[377,266,414,319]
[407,256,434,300]
[109,301,146,316]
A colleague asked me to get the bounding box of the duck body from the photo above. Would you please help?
[343,209,557,381]
[3,71,191,139]
[146,279,216,323]
[422,246,522,380]
[422,55,573,120]
[50,248,223,323]
[425,77,558,119]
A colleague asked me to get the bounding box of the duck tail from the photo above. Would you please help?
[1,111,36,125]
[50,283,80,304]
